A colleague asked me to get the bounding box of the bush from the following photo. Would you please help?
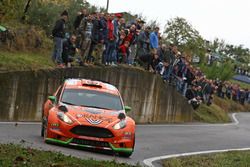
[25,0,100,35]
[199,61,234,81]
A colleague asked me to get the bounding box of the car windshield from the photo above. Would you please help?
[61,89,123,110]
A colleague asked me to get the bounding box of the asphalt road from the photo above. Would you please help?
[1,113,250,167]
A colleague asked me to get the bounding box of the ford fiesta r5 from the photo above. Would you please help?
[41,79,135,157]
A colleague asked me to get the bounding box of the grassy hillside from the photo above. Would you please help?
[0,51,54,71]
[194,96,250,123]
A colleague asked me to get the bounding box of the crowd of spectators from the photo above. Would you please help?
[51,9,250,109]
[234,66,250,77]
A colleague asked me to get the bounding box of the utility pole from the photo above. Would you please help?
[106,0,109,13]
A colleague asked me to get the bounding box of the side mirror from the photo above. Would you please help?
[124,106,131,113]
[48,96,56,104]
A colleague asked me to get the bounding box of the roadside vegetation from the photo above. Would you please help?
[0,144,140,167]
[163,151,250,167]
[194,96,250,123]
[0,51,54,71]
[229,79,250,89]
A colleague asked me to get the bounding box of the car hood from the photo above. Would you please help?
[64,105,124,127]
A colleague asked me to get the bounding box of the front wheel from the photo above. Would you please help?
[41,122,44,137]
[119,137,135,157]
[42,119,48,142]
[119,151,133,157]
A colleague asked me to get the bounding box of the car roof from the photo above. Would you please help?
[63,79,120,95]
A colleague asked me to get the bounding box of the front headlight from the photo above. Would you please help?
[113,119,127,130]
[57,112,73,124]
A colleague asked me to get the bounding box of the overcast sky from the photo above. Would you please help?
[87,0,250,49]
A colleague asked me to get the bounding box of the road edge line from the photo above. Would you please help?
[143,147,250,167]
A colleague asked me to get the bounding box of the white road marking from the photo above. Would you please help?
[143,147,250,167]
[141,113,243,167]
[0,113,239,127]
[137,113,239,127]
[0,122,41,125]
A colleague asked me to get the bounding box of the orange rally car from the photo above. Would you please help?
[41,79,135,157]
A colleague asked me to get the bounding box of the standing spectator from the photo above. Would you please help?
[137,26,151,66]
[112,13,124,65]
[221,83,227,98]
[52,10,69,68]
[125,24,137,65]
[81,14,93,63]
[157,44,167,61]
[206,49,212,66]
[247,89,250,104]
[86,13,101,63]
[74,8,88,30]
[105,14,116,65]
[166,45,178,82]
[239,89,246,105]
[203,80,212,105]
[100,13,108,64]
[149,27,160,54]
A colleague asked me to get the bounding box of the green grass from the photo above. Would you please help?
[0,144,140,167]
[229,79,250,89]
[0,51,54,71]
[193,103,230,123]
[163,151,250,167]
[213,96,250,112]
[194,96,250,123]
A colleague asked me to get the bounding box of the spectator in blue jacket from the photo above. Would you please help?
[150,27,160,54]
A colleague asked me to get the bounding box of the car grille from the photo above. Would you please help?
[70,125,114,138]
[71,138,110,148]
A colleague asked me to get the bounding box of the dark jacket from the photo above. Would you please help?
[166,49,175,65]
[52,18,66,38]
[100,17,107,43]
[186,68,195,85]
[186,88,195,100]
[91,18,101,43]
[62,39,76,63]
[74,14,84,30]
[137,31,150,57]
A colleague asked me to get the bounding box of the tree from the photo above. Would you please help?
[163,17,205,62]
[164,17,204,46]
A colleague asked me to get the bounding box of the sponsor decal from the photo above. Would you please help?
[84,108,103,114]
[76,113,113,123]
[51,123,59,127]
[123,132,132,139]
[51,127,60,131]
[85,118,103,125]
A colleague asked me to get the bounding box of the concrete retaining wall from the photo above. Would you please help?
[0,67,193,123]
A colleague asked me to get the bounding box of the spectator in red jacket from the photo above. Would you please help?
[118,41,130,63]
[104,14,116,65]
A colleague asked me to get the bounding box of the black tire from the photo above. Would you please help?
[119,137,135,157]
[119,151,133,157]
[42,118,48,142]
[41,121,44,137]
